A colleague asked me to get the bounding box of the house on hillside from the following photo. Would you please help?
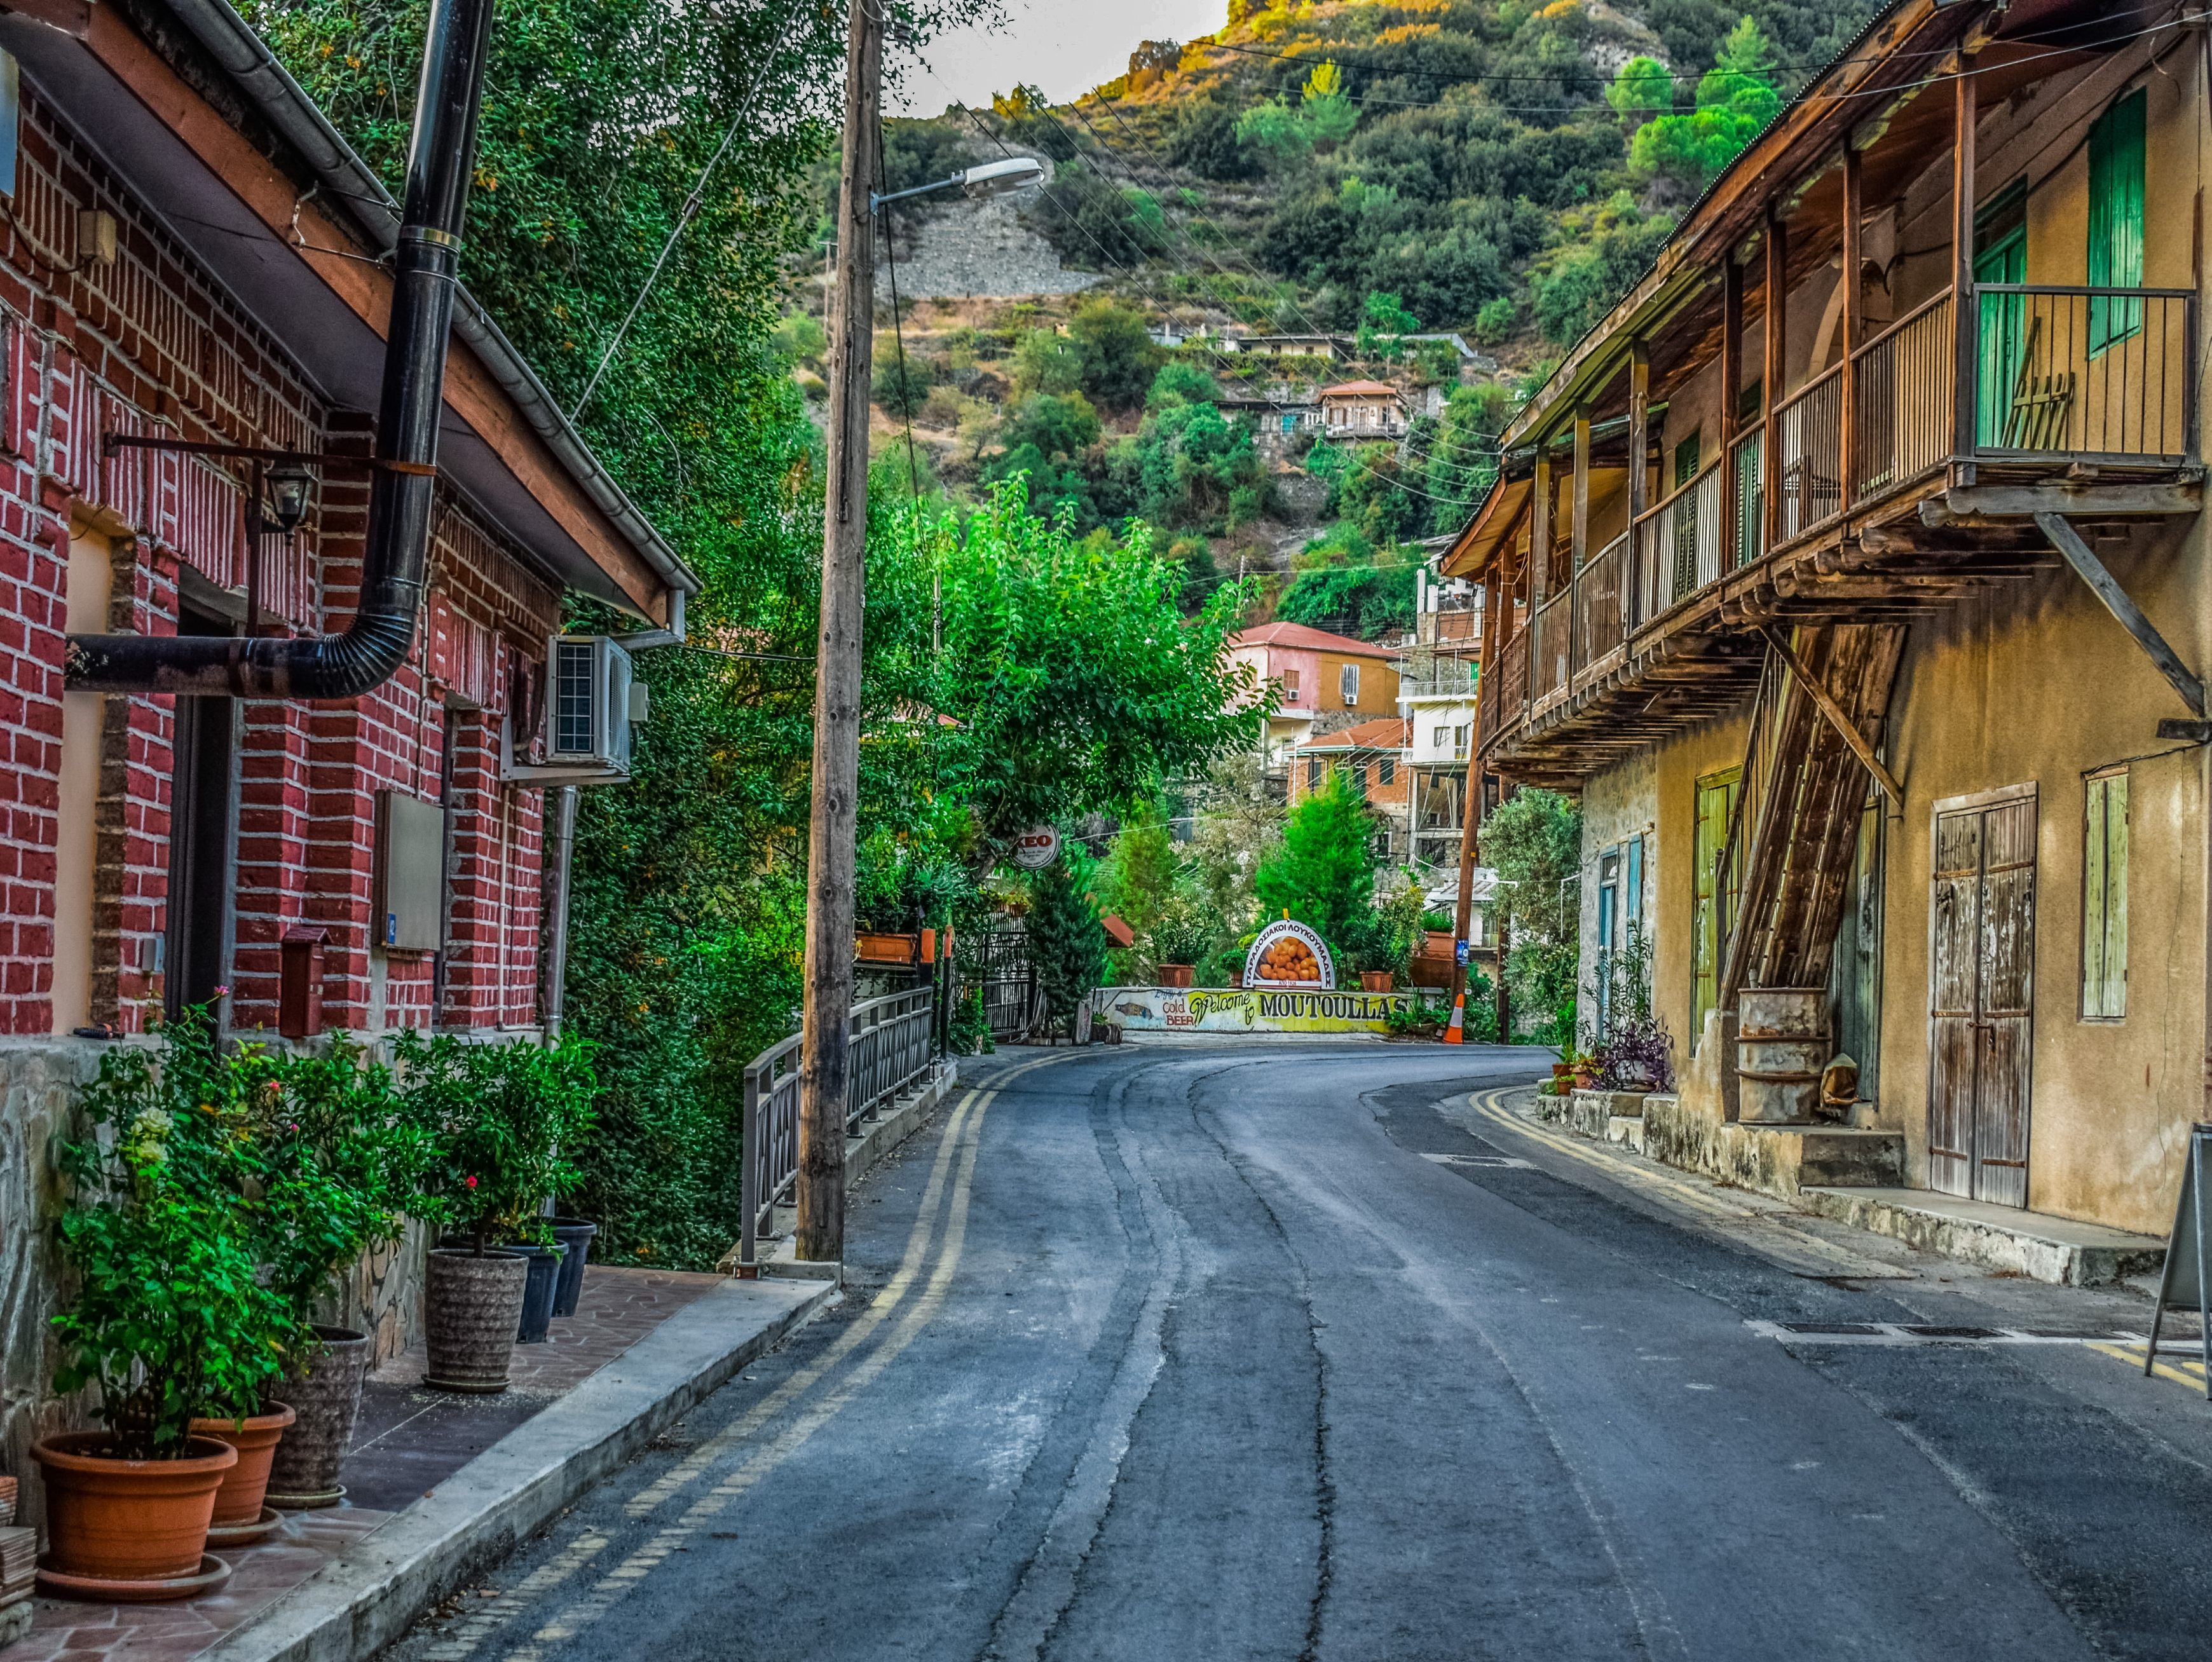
[1445,0,2211,1255]
[1321,381,1407,438]
[0,0,691,1396]
[1290,716,1411,861]
[1221,332,1353,360]
[1228,622,1402,774]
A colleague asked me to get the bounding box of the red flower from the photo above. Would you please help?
[464,1175,479,1189]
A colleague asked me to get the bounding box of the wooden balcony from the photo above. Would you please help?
[1473,281,2199,787]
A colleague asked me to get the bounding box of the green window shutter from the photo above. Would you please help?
[2088,89,2146,353]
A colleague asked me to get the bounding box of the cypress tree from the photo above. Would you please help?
[1027,860,1109,1037]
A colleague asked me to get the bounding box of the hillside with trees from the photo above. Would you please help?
[827,0,1872,643]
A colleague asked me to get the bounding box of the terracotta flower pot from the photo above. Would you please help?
[266,1326,371,1510]
[189,1402,294,1527]
[425,1248,529,1393]
[1360,970,1394,992]
[1157,964,1194,988]
[32,1432,235,1590]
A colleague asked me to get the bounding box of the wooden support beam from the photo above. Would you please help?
[1531,451,1552,607]
[1758,625,1904,805]
[1763,212,1787,556]
[1951,59,1978,463]
[1571,405,1592,578]
[1840,141,1862,510]
[2035,512,2208,716]
[1722,251,1744,522]
[1627,341,1651,525]
[1923,481,2204,522]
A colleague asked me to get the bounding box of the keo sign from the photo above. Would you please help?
[1012,826,1062,869]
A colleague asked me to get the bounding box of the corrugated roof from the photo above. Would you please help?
[1296,716,1411,752]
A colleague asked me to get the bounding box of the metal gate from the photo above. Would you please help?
[957,922,1037,1042]
[1929,789,2037,1206]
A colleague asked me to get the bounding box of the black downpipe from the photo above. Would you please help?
[65,0,498,698]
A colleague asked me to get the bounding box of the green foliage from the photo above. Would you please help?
[1484,787,1584,950]
[1626,17,1782,191]
[1168,96,1258,182]
[1003,391,1103,458]
[900,483,1266,847]
[393,1032,598,1251]
[1100,814,1180,956]
[873,346,938,421]
[51,1007,301,1452]
[1034,160,1170,266]
[1474,296,1517,346]
[1274,561,1414,643]
[950,987,997,1055]
[1238,59,1357,163]
[1114,396,1266,532]
[1069,299,1166,412]
[1532,193,1678,348]
[1148,892,1217,969]
[1027,860,1110,1025]
[1509,939,1582,1047]
[992,83,1082,160]
[1013,329,1086,396]
[1606,55,1676,126]
[1149,359,1217,409]
[1255,765,1377,952]
[1353,289,1421,360]
[1185,753,1284,934]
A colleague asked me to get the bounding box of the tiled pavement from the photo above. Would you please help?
[11,1266,728,1662]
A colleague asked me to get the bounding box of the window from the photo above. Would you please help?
[1377,756,1395,786]
[1340,663,1360,705]
[1691,768,1744,1050]
[1306,757,1322,792]
[1452,725,1469,758]
[1433,725,1450,749]
[1353,763,1369,790]
[2082,768,2129,1019]
[2088,88,2146,353]
[1282,667,1302,701]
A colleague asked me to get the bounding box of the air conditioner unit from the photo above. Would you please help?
[501,634,647,785]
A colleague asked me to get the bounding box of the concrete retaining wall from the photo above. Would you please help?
[1642,1090,1903,1198]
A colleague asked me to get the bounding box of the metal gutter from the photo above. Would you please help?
[158,0,697,599]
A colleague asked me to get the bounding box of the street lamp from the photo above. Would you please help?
[265,463,315,535]
[870,156,1045,214]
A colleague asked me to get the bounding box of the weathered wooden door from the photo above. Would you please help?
[1929,795,2037,1204]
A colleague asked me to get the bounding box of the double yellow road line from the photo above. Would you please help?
[422,1054,1063,1662]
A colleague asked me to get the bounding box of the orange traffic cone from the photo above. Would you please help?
[1443,989,1465,1044]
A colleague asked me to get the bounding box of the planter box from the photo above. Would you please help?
[1359,970,1394,992]
[856,932,919,965]
[1157,964,1194,988]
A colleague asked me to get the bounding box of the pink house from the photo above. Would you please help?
[1227,622,1402,771]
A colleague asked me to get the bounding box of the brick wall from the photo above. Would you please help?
[0,85,565,1039]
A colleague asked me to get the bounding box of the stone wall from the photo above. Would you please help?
[0,1039,101,1528]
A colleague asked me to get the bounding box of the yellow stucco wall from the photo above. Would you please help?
[1877,522,2208,1238]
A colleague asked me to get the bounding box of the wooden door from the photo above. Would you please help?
[1929,796,2037,1204]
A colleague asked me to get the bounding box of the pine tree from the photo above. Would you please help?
[1027,860,1109,1037]
[1253,764,1377,952]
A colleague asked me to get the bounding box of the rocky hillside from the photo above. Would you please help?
[789,0,1882,644]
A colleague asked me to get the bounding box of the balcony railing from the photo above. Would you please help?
[1632,459,1723,627]
[1855,291,1955,497]
[1974,285,2192,460]
[1478,280,2195,762]
[1400,662,1480,698]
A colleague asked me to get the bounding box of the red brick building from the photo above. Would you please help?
[0,0,690,1042]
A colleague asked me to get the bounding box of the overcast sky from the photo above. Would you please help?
[891,0,1227,117]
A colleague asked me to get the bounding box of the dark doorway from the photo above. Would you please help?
[164,603,236,1021]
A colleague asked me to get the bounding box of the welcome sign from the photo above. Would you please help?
[1095,986,1412,1035]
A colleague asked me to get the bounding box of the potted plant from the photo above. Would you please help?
[396,1031,597,1393]
[248,1033,413,1513]
[548,1217,598,1318]
[1148,900,1213,990]
[37,1012,295,1598]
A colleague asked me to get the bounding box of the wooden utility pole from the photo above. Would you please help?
[797,0,882,1264]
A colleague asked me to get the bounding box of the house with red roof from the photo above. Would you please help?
[1288,716,1413,860]
[1228,622,1402,775]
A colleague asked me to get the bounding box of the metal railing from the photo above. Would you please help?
[1775,363,1844,542]
[1481,282,2197,763]
[1972,284,2192,460]
[1530,588,1571,707]
[1853,290,1953,499]
[1573,532,1629,674]
[1632,458,1724,628]
[1398,662,1480,698]
[737,984,938,1270]
[1731,421,1766,568]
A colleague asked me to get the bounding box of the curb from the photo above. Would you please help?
[198,1276,835,1662]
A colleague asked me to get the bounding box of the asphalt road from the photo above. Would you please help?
[390,1042,2212,1662]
